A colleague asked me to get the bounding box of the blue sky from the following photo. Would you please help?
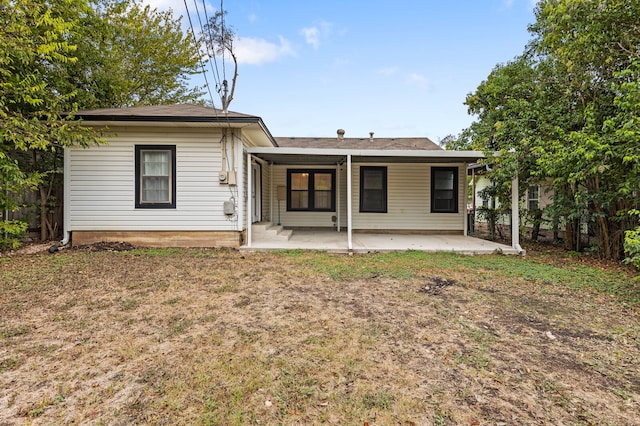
[146,0,538,141]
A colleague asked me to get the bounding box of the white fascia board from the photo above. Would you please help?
[246,146,485,160]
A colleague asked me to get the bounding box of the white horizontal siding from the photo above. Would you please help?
[352,163,465,231]
[268,163,464,231]
[68,127,241,231]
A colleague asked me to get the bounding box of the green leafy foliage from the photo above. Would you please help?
[462,0,640,261]
[0,220,28,250]
[61,0,204,109]
[0,0,206,244]
[624,227,640,270]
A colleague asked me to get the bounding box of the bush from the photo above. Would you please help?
[0,220,28,251]
[624,227,640,270]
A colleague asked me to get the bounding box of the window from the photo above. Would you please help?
[431,167,458,213]
[360,166,387,213]
[135,145,176,208]
[527,185,540,210]
[287,169,335,211]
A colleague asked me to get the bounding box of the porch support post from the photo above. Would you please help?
[336,162,341,232]
[247,152,252,248]
[463,165,468,237]
[347,154,353,251]
[269,163,274,223]
[511,174,522,253]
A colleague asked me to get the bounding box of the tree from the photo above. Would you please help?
[462,0,640,260]
[203,9,238,111]
[59,0,204,109]
[1,0,207,244]
[0,0,103,242]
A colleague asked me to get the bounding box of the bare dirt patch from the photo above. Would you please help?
[0,247,639,424]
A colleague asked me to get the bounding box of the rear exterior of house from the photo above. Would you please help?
[470,172,555,236]
[251,136,472,235]
[64,105,496,250]
[64,104,276,247]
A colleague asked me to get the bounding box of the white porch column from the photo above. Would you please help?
[336,162,341,232]
[463,165,469,237]
[511,174,521,253]
[246,152,252,248]
[269,163,274,223]
[347,154,353,251]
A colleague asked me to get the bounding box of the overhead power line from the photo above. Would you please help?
[183,0,216,107]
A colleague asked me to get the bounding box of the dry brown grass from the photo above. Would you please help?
[0,245,639,425]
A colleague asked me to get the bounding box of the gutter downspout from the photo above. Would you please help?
[246,151,252,248]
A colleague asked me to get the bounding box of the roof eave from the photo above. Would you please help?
[247,146,485,163]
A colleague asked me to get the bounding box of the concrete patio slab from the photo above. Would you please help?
[242,229,520,255]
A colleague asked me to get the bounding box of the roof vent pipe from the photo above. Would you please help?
[337,129,345,141]
[369,131,374,142]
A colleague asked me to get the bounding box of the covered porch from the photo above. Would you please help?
[241,226,519,254]
[245,146,523,255]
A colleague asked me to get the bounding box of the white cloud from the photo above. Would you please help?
[248,13,258,23]
[300,20,333,49]
[377,67,399,76]
[234,36,295,65]
[503,0,514,8]
[407,73,429,89]
[301,27,320,49]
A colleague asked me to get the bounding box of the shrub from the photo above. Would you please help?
[623,227,640,270]
[0,220,28,251]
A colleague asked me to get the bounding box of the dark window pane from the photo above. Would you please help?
[363,170,383,189]
[291,173,309,190]
[360,167,387,213]
[431,167,458,213]
[314,191,331,209]
[290,191,309,209]
[434,170,454,190]
[287,170,335,211]
[314,173,332,191]
[362,190,383,210]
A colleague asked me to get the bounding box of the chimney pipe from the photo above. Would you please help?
[369,131,374,142]
[337,129,345,141]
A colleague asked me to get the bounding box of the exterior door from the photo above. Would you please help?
[251,163,261,223]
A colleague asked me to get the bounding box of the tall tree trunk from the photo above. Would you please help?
[564,219,577,251]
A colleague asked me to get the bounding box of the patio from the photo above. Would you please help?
[241,228,520,255]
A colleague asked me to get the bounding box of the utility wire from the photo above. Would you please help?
[193,0,221,94]
[202,0,222,94]
[220,0,226,84]
[183,0,216,107]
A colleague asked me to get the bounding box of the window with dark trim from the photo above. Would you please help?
[135,145,176,209]
[431,167,458,213]
[286,169,336,212]
[359,166,387,213]
[527,185,540,210]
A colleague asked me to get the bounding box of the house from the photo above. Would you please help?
[468,164,555,240]
[64,104,522,253]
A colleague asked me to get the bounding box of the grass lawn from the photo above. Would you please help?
[1,245,639,424]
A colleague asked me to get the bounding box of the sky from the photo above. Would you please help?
[144,0,539,141]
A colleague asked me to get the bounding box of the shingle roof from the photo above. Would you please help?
[72,104,259,121]
[275,136,442,151]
